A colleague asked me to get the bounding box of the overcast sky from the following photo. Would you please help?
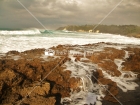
[0,0,140,30]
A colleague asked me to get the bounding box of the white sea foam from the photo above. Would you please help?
[113,51,139,92]
[0,32,140,53]
[0,29,41,35]
[62,43,139,104]
[63,57,106,104]
[62,91,97,105]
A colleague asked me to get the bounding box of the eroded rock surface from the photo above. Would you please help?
[122,48,140,79]
[0,43,140,105]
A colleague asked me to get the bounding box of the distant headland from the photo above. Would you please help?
[57,25,140,38]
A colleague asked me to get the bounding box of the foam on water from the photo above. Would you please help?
[112,50,139,92]
[62,91,97,105]
[0,32,140,53]
[0,29,41,35]
[61,44,139,104]
[62,57,105,104]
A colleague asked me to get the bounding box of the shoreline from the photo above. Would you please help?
[0,43,140,105]
[103,81,140,105]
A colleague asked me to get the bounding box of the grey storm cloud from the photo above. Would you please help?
[0,0,140,29]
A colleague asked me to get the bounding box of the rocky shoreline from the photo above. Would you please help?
[0,43,140,105]
[103,81,140,105]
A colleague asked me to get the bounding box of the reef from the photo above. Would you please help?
[0,43,140,105]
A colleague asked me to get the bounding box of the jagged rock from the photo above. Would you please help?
[97,69,104,78]
[98,78,119,102]
[69,77,81,89]
[0,68,23,86]
[92,70,100,83]
[1,93,22,104]
[122,48,140,77]
[0,81,4,95]
[75,56,81,62]
[90,47,124,76]
[92,69,104,83]
[23,48,45,55]
[6,50,20,55]
[0,44,140,105]
[52,84,71,97]
[90,48,125,63]
[98,60,121,76]
[20,82,50,97]
[2,103,13,105]
[138,74,140,80]
[21,96,56,105]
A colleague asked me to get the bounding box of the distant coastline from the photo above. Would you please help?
[57,25,140,38]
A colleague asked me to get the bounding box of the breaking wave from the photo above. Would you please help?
[0,29,41,35]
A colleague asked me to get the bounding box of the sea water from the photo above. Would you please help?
[0,29,140,53]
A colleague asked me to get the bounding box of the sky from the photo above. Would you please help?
[0,0,140,30]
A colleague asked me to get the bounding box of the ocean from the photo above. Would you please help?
[0,29,140,105]
[0,29,140,53]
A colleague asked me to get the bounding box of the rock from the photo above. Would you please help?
[1,93,22,104]
[0,43,140,104]
[138,74,140,80]
[75,56,81,62]
[122,48,140,74]
[0,68,23,86]
[98,60,121,76]
[6,50,20,55]
[23,48,45,55]
[98,78,112,85]
[90,47,124,77]
[69,77,81,89]
[22,96,56,105]
[0,81,4,95]
[90,48,125,63]
[20,82,50,97]
[91,69,119,102]
[97,69,104,78]
[92,70,100,83]
[52,84,71,97]
[98,78,119,102]
[2,104,13,105]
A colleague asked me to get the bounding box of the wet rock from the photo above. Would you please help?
[20,82,50,97]
[0,54,69,104]
[122,48,140,77]
[22,96,56,105]
[23,48,45,55]
[97,69,104,78]
[92,70,100,83]
[0,81,4,95]
[98,78,119,102]
[0,68,23,86]
[1,93,22,104]
[69,77,81,89]
[0,43,140,105]
[138,74,140,80]
[90,47,125,63]
[90,47,124,76]
[52,84,71,97]
[98,60,121,76]
[6,50,20,55]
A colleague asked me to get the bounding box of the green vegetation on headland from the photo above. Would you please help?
[57,25,140,38]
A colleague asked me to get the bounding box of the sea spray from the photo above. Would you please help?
[0,29,41,35]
